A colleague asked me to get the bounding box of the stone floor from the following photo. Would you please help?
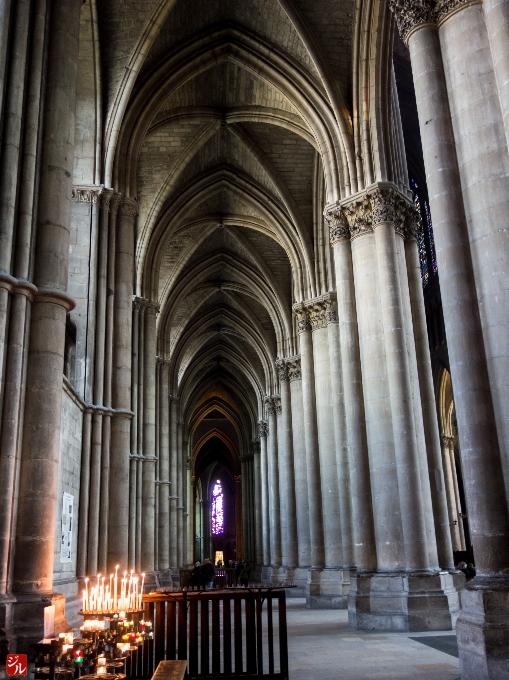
[286,599,460,680]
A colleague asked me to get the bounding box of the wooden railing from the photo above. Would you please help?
[134,588,289,680]
[179,569,238,589]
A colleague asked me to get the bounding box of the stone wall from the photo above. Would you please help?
[52,382,84,629]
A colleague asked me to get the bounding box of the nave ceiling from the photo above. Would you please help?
[78,0,400,446]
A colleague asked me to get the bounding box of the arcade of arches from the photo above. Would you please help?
[0,0,508,678]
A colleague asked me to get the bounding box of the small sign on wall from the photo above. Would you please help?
[60,492,74,563]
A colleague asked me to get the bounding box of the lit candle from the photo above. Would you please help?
[140,573,145,609]
[114,565,119,611]
[85,578,89,611]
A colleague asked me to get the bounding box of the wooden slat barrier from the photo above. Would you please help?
[179,569,238,589]
[135,589,288,680]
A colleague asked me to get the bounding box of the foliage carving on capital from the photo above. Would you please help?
[110,193,122,214]
[342,196,373,240]
[119,197,139,219]
[293,303,312,333]
[275,359,290,382]
[273,396,282,415]
[324,206,350,245]
[72,185,104,204]
[441,434,456,449]
[285,355,302,382]
[265,396,277,417]
[259,420,269,438]
[389,0,437,43]
[436,0,481,23]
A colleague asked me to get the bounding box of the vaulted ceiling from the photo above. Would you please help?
[80,0,397,448]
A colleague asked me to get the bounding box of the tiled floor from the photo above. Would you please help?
[286,599,460,680]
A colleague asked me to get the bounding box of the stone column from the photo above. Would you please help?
[258,421,271,574]
[177,422,184,567]
[253,442,263,569]
[11,0,82,648]
[142,302,158,572]
[235,475,243,560]
[404,215,454,569]
[292,308,325,572]
[390,1,509,668]
[275,362,298,574]
[438,0,509,551]
[371,188,430,571]
[441,435,465,552]
[158,361,170,573]
[326,209,376,573]
[483,0,509,149]
[108,197,137,568]
[343,186,459,631]
[265,398,282,573]
[169,398,178,569]
[287,356,311,594]
[326,309,354,573]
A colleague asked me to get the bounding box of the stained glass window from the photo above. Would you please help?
[410,178,438,287]
[424,201,438,274]
[411,181,429,287]
[211,480,224,535]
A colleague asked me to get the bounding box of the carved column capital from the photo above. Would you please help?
[342,195,373,240]
[273,396,282,415]
[234,475,242,483]
[436,0,482,25]
[293,294,338,331]
[258,420,269,438]
[275,359,290,382]
[110,193,122,214]
[119,197,139,219]
[441,434,456,449]
[389,0,437,43]
[293,303,312,334]
[324,205,351,245]
[285,355,302,382]
[72,184,104,204]
[265,396,277,417]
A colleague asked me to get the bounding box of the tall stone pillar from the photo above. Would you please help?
[274,363,298,574]
[235,475,243,560]
[340,185,461,631]
[177,422,184,567]
[253,441,263,570]
[292,309,325,569]
[169,398,178,570]
[158,361,170,574]
[326,210,376,573]
[141,302,158,573]
[10,0,82,648]
[404,216,454,570]
[390,2,509,671]
[108,197,137,568]
[258,421,271,574]
[441,435,465,553]
[286,356,311,594]
[265,398,281,573]
[301,296,346,608]
[483,0,509,149]
[326,309,354,574]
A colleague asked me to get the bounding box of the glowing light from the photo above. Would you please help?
[211,481,224,535]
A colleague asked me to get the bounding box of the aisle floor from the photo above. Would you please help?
[286,599,460,680]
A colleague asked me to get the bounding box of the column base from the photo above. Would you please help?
[283,568,308,597]
[157,570,173,588]
[348,570,464,632]
[10,591,70,653]
[306,568,348,609]
[260,566,271,583]
[456,577,509,680]
[264,566,284,584]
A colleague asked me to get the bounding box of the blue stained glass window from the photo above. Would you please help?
[211,481,224,535]
[412,186,429,287]
[424,201,438,274]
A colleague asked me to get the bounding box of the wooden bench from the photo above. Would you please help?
[151,661,187,680]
